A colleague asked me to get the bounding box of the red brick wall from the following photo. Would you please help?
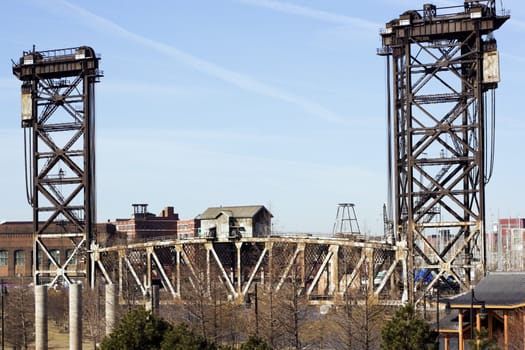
[177,219,200,239]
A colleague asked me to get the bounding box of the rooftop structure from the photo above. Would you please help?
[198,205,273,240]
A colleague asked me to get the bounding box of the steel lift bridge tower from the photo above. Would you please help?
[378,1,509,302]
[12,47,102,286]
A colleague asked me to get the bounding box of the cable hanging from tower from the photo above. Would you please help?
[484,89,497,184]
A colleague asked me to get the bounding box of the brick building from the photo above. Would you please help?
[176,219,200,239]
[486,218,525,271]
[112,204,179,242]
[0,221,117,282]
[0,203,271,280]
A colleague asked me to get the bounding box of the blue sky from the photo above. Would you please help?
[0,0,524,234]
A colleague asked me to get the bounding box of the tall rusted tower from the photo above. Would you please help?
[13,47,102,286]
[379,1,509,302]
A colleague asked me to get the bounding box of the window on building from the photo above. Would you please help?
[0,251,7,266]
[65,249,77,265]
[15,250,25,266]
[37,250,43,267]
[50,249,60,265]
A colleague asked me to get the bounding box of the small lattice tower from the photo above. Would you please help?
[332,203,361,237]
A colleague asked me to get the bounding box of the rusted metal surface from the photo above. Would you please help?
[378,2,509,303]
[12,46,102,286]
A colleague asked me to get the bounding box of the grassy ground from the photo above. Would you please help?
[26,322,97,350]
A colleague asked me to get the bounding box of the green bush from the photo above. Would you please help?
[381,303,435,350]
[100,308,172,350]
[160,323,217,350]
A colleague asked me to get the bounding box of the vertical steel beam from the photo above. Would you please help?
[328,245,339,295]
[266,241,273,291]
[298,242,306,288]
[176,247,181,296]
[366,248,374,294]
[206,244,211,296]
[118,250,123,297]
[146,246,152,292]
[235,242,242,295]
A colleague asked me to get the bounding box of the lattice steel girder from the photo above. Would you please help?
[93,237,399,305]
[12,47,102,287]
[380,3,509,302]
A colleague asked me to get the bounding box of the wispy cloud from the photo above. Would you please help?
[237,0,380,30]
[49,0,349,125]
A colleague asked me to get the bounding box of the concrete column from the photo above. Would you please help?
[35,285,48,350]
[69,283,82,350]
[151,284,160,315]
[105,283,118,335]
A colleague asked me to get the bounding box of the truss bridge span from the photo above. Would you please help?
[92,236,403,305]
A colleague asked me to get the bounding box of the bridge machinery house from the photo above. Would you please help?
[198,205,272,240]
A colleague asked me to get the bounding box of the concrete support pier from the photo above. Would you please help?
[35,285,48,350]
[105,283,118,335]
[151,284,160,315]
[69,283,82,350]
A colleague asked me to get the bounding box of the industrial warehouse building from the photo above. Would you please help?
[198,205,273,239]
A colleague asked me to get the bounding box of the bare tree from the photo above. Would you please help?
[47,287,68,330]
[120,252,145,312]
[273,265,307,350]
[333,287,386,349]
[178,245,215,340]
[5,279,34,349]
[255,285,280,348]
[83,284,105,349]
[218,296,245,347]
[300,312,331,349]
